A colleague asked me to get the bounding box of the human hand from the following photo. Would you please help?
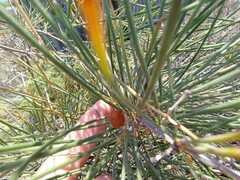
[37,100,124,179]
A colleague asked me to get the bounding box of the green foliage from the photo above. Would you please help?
[0,0,239,179]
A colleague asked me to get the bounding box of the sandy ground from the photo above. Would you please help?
[0,25,27,120]
[0,24,27,88]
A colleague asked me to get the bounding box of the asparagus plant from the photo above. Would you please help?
[0,0,239,179]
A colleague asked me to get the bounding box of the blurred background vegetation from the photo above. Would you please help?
[0,0,240,179]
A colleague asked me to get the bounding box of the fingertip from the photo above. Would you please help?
[95,174,113,180]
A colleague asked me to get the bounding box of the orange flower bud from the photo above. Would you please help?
[76,0,113,84]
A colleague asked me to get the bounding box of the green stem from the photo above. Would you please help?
[141,0,181,106]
